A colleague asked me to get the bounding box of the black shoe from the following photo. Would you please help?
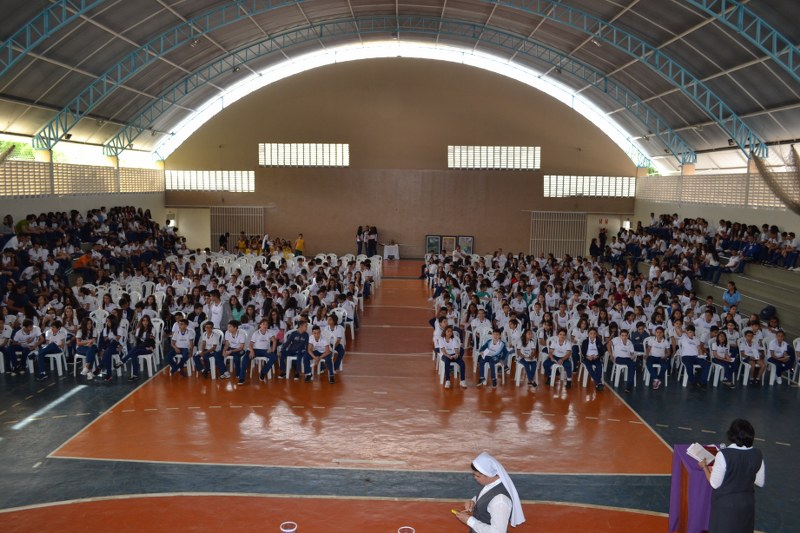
[566,381,572,389]
[113,362,123,369]
[625,387,632,393]
[27,353,35,360]
[103,375,113,382]
[258,374,266,383]
[700,383,707,390]
[304,374,312,382]
[237,380,246,386]
[329,376,335,384]
[597,384,604,392]
[36,373,49,381]
[127,375,139,382]
[277,373,286,379]
[491,381,497,388]
[294,373,300,381]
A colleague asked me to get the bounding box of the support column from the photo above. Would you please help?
[680,164,695,176]
[34,149,54,194]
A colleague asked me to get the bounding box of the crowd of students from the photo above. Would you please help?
[590,214,799,288]
[427,245,798,392]
[1,207,380,386]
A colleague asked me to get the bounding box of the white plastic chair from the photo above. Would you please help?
[151,318,165,364]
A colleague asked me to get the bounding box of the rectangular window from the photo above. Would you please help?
[165,170,254,192]
[543,175,636,198]
[258,143,349,167]
[448,145,541,170]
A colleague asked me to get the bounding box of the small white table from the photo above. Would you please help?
[383,244,400,260]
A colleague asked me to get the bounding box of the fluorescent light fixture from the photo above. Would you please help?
[153,41,658,171]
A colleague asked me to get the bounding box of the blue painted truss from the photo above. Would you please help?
[103,15,697,167]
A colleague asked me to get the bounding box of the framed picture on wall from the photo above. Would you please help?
[442,236,457,255]
[457,236,474,255]
[425,235,441,255]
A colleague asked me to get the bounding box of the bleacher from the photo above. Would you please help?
[694,263,800,339]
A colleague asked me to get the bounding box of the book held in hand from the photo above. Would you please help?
[687,442,717,465]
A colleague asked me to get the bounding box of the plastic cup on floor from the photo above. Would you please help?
[280,522,298,532]
[398,527,415,533]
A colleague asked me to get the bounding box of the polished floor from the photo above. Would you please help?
[0,260,796,531]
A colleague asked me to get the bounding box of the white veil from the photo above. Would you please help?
[472,452,526,527]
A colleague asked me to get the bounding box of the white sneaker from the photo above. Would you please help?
[220,372,231,379]
[460,380,467,389]
[80,367,89,376]
[444,381,451,389]
[776,376,782,384]
[86,372,93,380]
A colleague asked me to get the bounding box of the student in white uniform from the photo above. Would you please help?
[516,329,538,389]
[738,330,764,386]
[611,329,637,392]
[644,326,671,390]
[306,324,335,383]
[711,331,737,388]
[767,330,795,384]
[544,328,573,388]
[325,314,346,372]
[198,321,228,379]
[222,320,247,381]
[680,325,710,389]
[439,325,466,389]
[167,318,196,376]
[247,318,277,383]
[35,320,67,381]
[580,327,606,391]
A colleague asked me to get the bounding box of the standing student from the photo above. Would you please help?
[356,226,363,256]
[293,233,305,256]
[700,419,765,533]
[454,452,525,532]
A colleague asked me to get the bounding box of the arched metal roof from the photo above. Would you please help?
[1,0,798,173]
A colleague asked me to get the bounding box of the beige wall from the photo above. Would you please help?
[166,58,637,256]
[633,200,800,232]
[2,192,165,226]
[166,207,211,250]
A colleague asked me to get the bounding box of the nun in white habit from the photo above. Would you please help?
[455,452,526,532]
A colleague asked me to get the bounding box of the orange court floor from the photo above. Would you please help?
[0,495,668,533]
[50,261,673,476]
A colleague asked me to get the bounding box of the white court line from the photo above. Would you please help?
[609,388,673,452]
[12,386,88,430]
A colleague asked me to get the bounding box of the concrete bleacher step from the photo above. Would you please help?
[738,262,800,288]
[695,278,800,339]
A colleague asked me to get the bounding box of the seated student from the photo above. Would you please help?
[710,331,737,388]
[680,325,710,389]
[438,325,466,389]
[569,318,589,368]
[221,319,246,380]
[10,319,44,375]
[0,317,14,373]
[98,314,124,382]
[305,324,335,384]
[738,330,765,386]
[324,314,346,372]
[116,315,155,381]
[516,329,539,389]
[644,326,671,390]
[629,321,649,354]
[477,329,506,388]
[244,318,276,382]
[278,320,310,380]
[611,329,637,393]
[198,322,228,379]
[501,318,522,370]
[34,320,67,381]
[580,327,606,391]
[76,318,99,380]
[167,318,196,376]
[544,328,574,388]
[767,330,795,384]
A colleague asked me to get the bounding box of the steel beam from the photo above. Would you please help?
[0,0,108,80]
[104,15,695,167]
[684,0,800,85]
[31,0,305,151]
[483,0,767,157]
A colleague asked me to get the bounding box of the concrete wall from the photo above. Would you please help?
[2,192,166,227]
[166,207,211,250]
[165,58,636,256]
[633,200,800,232]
